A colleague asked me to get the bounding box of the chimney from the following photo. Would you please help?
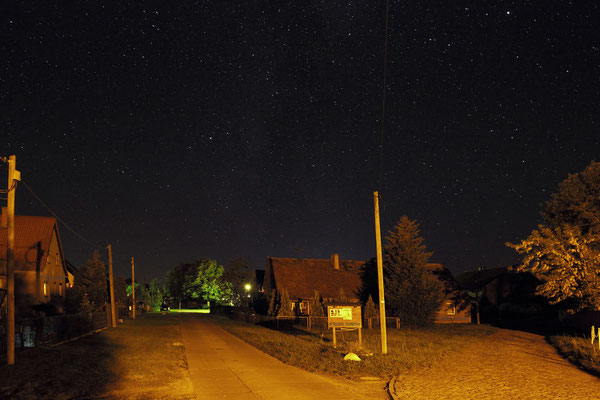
[331,253,340,270]
[1,207,6,229]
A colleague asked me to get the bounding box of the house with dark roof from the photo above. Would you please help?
[0,209,69,314]
[263,254,364,315]
[264,255,471,323]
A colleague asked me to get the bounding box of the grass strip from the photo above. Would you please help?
[212,316,497,379]
[549,334,600,377]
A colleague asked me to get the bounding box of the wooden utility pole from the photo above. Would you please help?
[6,155,20,365]
[373,191,388,354]
[107,244,116,327]
[131,257,135,319]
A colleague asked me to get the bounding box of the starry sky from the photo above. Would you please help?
[2,1,599,282]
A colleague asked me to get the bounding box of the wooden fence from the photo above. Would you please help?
[230,311,401,330]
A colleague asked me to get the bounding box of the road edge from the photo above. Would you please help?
[388,375,400,400]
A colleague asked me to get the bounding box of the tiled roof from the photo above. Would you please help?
[0,214,57,272]
[268,257,365,301]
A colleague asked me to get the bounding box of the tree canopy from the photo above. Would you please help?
[541,161,600,235]
[166,259,232,305]
[383,216,444,326]
[223,258,254,307]
[78,250,108,308]
[508,161,600,312]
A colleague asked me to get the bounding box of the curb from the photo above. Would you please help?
[388,375,400,400]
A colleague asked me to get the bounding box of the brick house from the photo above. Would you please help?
[0,209,69,314]
[263,255,364,315]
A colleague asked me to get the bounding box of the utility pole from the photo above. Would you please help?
[373,191,388,354]
[107,244,116,327]
[131,257,135,319]
[5,155,20,365]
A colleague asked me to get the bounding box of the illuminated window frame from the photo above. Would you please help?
[446,301,456,316]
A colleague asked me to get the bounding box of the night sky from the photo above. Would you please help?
[2,2,599,282]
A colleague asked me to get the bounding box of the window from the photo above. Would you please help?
[446,301,456,316]
[59,283,62,296]
[43,282,48,296]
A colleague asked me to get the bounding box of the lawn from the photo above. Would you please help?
[549,334,600,377]
[212,315,498,379]
[0,313,193,400]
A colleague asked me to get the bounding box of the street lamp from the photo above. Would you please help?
[244,283,251,297]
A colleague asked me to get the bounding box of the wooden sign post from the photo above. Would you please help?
[327,303,362,349]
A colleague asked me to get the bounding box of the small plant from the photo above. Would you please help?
[267,289,279,316]
[278,288,293,317]
[337,288,348,302]
[364,295,378,328]
[309,290,325,317]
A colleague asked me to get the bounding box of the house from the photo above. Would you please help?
[456,266,542,321]
[0,209,69,315]
[429,263,471,324]
[263,254,471,323]
[263,254,364,315]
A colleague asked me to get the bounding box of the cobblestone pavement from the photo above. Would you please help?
[392,328,600,400]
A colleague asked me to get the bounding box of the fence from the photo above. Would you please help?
[230,311,401,330]
[0,302,137,354]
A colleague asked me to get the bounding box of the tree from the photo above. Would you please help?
[165,262,197,306]
[278,288,293,316]
[364,295,378,328]
[508,224,600,312]
[383,216,445,326]
[541,161,600,236]
[185,259,232,304]
[78,250,108,309]
[309,290,325,317]
[267,289,279,316]
[114,277,128,306]
[364,295,377,319]
[223,258,253,307]
[508,161,600,313]
[150,278,165,311]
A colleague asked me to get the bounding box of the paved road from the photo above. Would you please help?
[392,328,600,400]
[179,314,382,400]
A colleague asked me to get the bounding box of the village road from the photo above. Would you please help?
[179,314,384,400]
[392,328,600,400]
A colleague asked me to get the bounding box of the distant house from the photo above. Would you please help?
[429,263,471,324]
[456,266,539,305]
[456,266,541,321]
[0,209,69,315]
[263,255,364,315]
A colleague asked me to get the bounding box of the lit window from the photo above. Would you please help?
[446,301,456,316]
[43,282,48,296]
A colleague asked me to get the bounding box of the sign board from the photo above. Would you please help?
[327,304,362,328]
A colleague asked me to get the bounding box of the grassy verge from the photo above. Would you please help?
[212,316,497,379]
[0,313,193,400]
[549,334,600,377]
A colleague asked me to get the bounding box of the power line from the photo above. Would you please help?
[19,180,99,248]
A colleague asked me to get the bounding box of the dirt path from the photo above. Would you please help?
[392,328,600,400]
